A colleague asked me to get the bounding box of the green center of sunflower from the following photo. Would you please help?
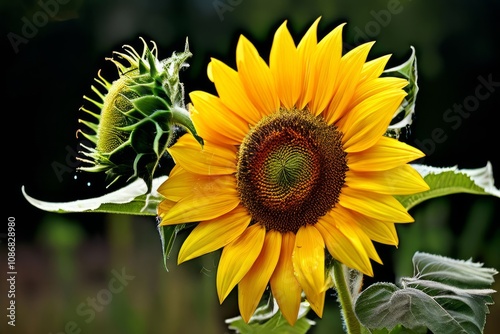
[236,108,348,233]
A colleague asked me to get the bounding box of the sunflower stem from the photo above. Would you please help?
[332,260,365,334]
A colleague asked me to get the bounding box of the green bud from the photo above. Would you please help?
[77,38,202,191]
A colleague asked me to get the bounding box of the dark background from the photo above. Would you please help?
[2,0,500,333]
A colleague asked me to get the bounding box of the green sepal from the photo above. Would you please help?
[131,95,170,117]
[145,46,158,78]
[157,223,190,271]
[383,46,418,139]
[171,105,204,147]
[129,121,164,154]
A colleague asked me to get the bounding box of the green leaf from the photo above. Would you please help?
[408,252,497,289]
[171,105,204,147]
[383,46,418,140]
[354,252,498,334]
[21,176,167,216]
[226,299,314,334]
[369,325,427,334]
[397,162,500,210]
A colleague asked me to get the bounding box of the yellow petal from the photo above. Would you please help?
[207,61,214,82]
[363,220,399,246]
[304,288,326,319]
[210,58,263,124]
[346,164,430,195]
[157,198,175,223]
[325,41,375,125]
[348,136,425,171]
[270,20,300,109]
[270,232,302,325]
[293,225,326,317]
[316,212,374,276]
[333,209,383,265]
[189,91,248,145]
[158,167,214,202]
[161,175,240,225]
[168,134,236,175]
[236,35,280,114]
[156,165,180,198]
[159,170,234,204]
[178,205,251,263]
[339,186,414,223]
[296,17,320,109]
[359,54,391,82]
[308,23,345,115]
[238,230,281,322]
[342,207,399,246]
[217,224,266,303]
[340,89,407,153]
[349,77,408,110]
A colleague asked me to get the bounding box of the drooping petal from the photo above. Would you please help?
[238,230,281,322]
[316,212,374,276]
[345,164,429,195]
[324,41,375,125]
[341,206,399,246]
[167,134,236,175]
[347,136,425,171]
[293,225,326,317]
[339,186,414,223]
[270,21,300,109]
[270,232,302,325]
[307,23,345,115]
[363,220,399,246]
[161,175,240,225]
[217,224,266,303]
[236,35,280,115]
[333,210,383,265]
[189,91,248,145]
[178,205,252,263]
[210,58,264,124]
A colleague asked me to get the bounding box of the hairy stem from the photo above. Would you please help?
[333,261,365,334]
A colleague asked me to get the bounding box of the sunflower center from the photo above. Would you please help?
[236,108,348,233]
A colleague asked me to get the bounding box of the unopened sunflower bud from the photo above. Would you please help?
[77,38,202,191]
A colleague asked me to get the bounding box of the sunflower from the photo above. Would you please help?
[157,17,429,325]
